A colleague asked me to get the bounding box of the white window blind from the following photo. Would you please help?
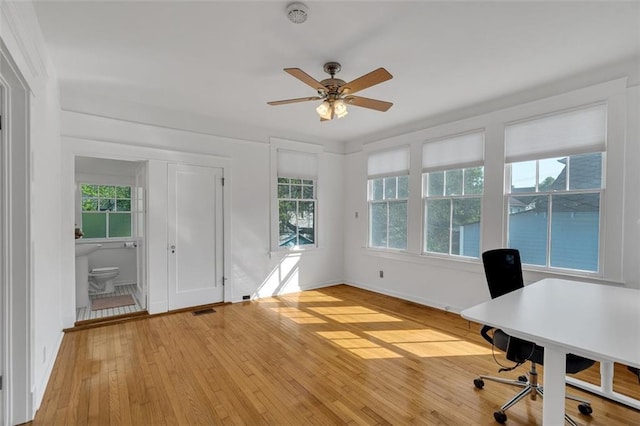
[505,104,607,163]
[422,132,484,171]
[367,146,410,178]
[277,150,318,179]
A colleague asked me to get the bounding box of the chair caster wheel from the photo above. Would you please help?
[578,403,593,416]
[473,378,485,389]
[517,375,527,382]
[494,410,507,424]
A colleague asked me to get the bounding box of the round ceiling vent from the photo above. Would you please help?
[286,2,308,24]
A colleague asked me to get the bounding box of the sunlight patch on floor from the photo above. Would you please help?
[270,306,327,324]
[316,330,403,359]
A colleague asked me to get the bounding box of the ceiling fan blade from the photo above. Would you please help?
[267,96,321,106]
[284,68,326,91]
[341,68,392,95]
[345,95,393,112]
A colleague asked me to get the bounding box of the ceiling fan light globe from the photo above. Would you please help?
[334,99,348,117]
[316,101,332,119]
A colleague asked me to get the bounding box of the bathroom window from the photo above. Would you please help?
[81,184,132,239]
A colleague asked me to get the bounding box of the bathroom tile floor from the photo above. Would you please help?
[76,284,145,322]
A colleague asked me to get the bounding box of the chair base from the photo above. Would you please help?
[474,363,592,425]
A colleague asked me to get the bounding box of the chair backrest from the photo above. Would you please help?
[482,249,524,299]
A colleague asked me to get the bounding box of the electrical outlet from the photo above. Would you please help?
[379,270,384,278]
[242,295,250,300]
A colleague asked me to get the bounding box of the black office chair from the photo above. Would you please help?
[473,249,595,425]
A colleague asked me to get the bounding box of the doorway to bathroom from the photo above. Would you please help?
[74,157,147,322]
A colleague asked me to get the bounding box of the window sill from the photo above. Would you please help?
[269,246,323,258]
[361,247,483,274]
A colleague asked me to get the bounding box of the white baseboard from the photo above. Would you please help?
[343,280,463,314]
[32,331,64,415]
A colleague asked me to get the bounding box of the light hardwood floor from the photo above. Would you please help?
[33,285,640,425]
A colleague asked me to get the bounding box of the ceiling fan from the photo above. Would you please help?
[268,62,393,121]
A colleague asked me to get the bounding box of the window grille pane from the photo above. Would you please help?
[370,203,388,247]
[550,193,599,271]
[397,175,409,198]
[291,178,302,184]
[82,184,98,197]
[371,179,384,201]
[298,201,315,245]
[445,169,463,196]
[279,200,297,247]
[388,201,407,250]
[463,167,484,195]
[116,186,131,198]
[302,185,314,199]
[278,184,289,198]
[538,157,565,191]
[291,185,302,199]
[427,171,444,196]
[569,152,602,190]
[116,199,131,212]
[98,185,116,198]
[109,213,132,238]
[99,199,115,211]
[511,161,536,193]
[302,179,313,185]
[82,198,98,211]
[452,198,482,257]
[384,177,397,199]
[508,195,547,266]
[278,177,289,184]
[82,213,107,238]
[425,199,451,254]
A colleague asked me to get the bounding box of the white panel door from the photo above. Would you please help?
[134,162,147,309]
[167,164,224,310]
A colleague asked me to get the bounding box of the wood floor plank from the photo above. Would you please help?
[31,284,640,425]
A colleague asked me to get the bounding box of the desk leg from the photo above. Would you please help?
[542,345,566,425]
[601,361,614,393]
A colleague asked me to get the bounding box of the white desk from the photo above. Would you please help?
[461,278,640,425]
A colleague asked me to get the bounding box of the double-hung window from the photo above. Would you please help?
[81,184,132,238]
[277,150,318,248]
[422,132,484,258]
[367,147,409,250]
[505,104,606,272]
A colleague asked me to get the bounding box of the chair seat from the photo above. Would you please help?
[492,328,595,373]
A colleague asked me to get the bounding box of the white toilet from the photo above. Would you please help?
[88,267,120,295]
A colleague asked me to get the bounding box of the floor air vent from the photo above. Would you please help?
[192,308,216,316]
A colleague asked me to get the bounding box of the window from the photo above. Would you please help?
[505,104,606,272]
[422,132,484,257]
[278,177,316,247]
[276,149,318,248]
[81,184,132,238]
[367,147,409,250]
[368,176,409,249]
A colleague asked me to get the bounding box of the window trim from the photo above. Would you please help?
[80,183,133,240]
[277,176,317,249]
[422,166,484,259]
[505,152,605,275]
[269,138,323,253]
[367,175,409,251]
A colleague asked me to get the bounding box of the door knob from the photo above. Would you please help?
[170,245,176,253]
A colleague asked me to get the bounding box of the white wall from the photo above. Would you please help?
[0,0,64,421]
[60,111,345,319]
[343,78,640,313]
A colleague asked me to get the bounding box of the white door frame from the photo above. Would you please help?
[62,138,232,316]
[1,40,32,425]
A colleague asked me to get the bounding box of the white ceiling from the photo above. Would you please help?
[33,1,640,146]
